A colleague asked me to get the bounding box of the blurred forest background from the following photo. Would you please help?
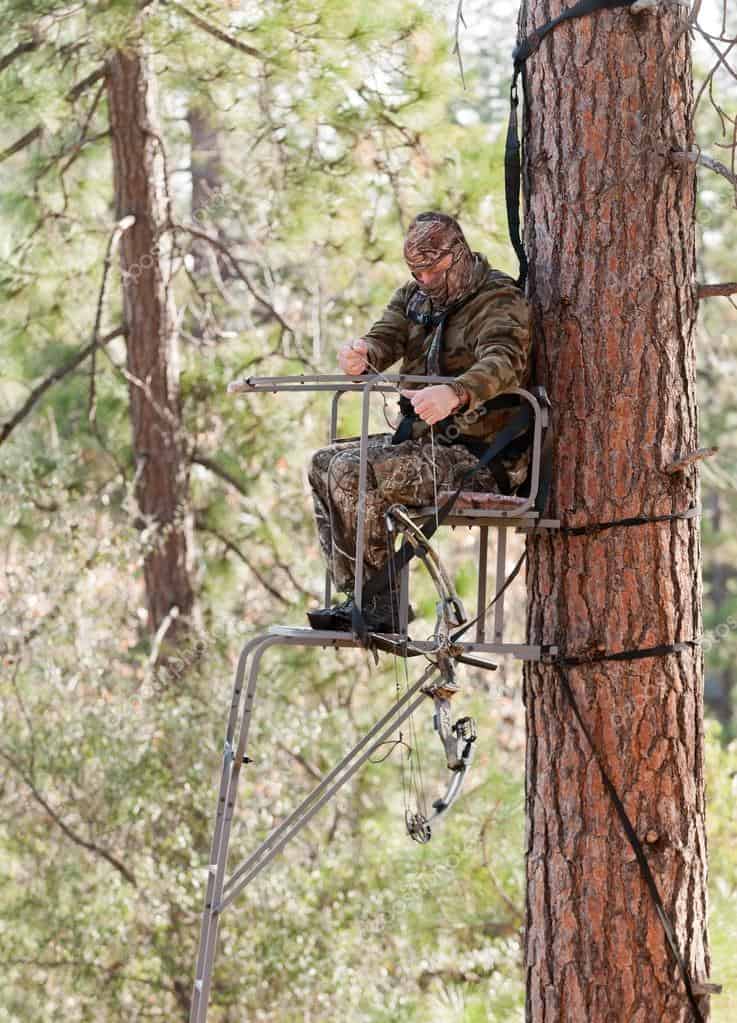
[0,1,735,1020]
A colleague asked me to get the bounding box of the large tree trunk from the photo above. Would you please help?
[521,2,710,1020]
[106,48,194,639]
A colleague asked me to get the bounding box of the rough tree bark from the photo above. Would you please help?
[106,47,194,639]
[521,2,710,1020]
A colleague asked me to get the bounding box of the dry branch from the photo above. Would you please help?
[0,66,105,164]
[192,453,249,498]
[664,447,718,473]
[0,38,40,73]
[0,326,124,447]
[164,0,265,60]
[0,747,137,886]
[671,147,737,189]
[195,518,291,606]
[697,283,737,299]
[177,223,295,337]
[0,125,43,163]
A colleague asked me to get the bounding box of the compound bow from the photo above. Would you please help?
[377,504,492,844]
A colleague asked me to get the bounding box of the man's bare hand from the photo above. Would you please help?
[338,339,369,376]
[400,384,464,426]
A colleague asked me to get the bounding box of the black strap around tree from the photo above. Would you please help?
[504,66,528,290]
[560,506,700,536]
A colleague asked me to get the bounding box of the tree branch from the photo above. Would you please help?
[192,457,320,601]
[88,217,135,423]
[0,748,137,886]
[0,38,40,73]
[697,282,737,299]
[452,1,467,89]
[0,66,104,165]
[164,0,265,60]
[98,348,181,431]
[67,66,106,104]
[195,518,291,607]
[0,125,43,164]
[176,223,295,337]
[191,453,249,498]
[276,740,323,781]
[664,446,718,473]
[671,147,737,189]
[0,326,124,447]
[0,196,132,450]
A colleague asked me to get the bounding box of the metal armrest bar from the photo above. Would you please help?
[228,374,460,393]
[229,374,545,513]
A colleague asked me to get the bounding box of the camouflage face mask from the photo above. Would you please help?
[403,213,475,309]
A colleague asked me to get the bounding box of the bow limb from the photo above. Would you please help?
[386,504,466,630]
[405,704,477,844]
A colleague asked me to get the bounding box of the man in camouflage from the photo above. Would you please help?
[308,211,531,632]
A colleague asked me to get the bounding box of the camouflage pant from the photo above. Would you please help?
[309,433,528,594]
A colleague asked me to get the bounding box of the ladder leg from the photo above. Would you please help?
[190,634,273,1023]
[475,526,489,643]
[399,562,410,636]
[352,385,372,609]
[493,526,507,644]
[219,680,432,910]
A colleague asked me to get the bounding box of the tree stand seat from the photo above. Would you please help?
[422,491,531,512]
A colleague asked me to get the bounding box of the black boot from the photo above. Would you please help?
[360,591,414,633]
[307,591,414,634]
[306,596,355,632]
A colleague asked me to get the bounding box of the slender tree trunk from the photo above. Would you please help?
[703,492,736,726]
[187,101,225,278]
[521,2,710,1019]
[106,47,194,639]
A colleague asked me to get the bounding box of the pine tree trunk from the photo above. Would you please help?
[520,2,710,1019]
[187,101,225,279]
[703,492,736,726]
[106,47,194,639]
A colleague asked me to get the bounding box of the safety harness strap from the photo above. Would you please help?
[505,0,637,289]
[514,0,636,63]
[505,66,528,290]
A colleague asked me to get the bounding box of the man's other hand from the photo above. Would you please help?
[400,385,464,426]
[338,339,369,376]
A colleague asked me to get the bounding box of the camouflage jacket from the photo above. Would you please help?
[363,254,531,441]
